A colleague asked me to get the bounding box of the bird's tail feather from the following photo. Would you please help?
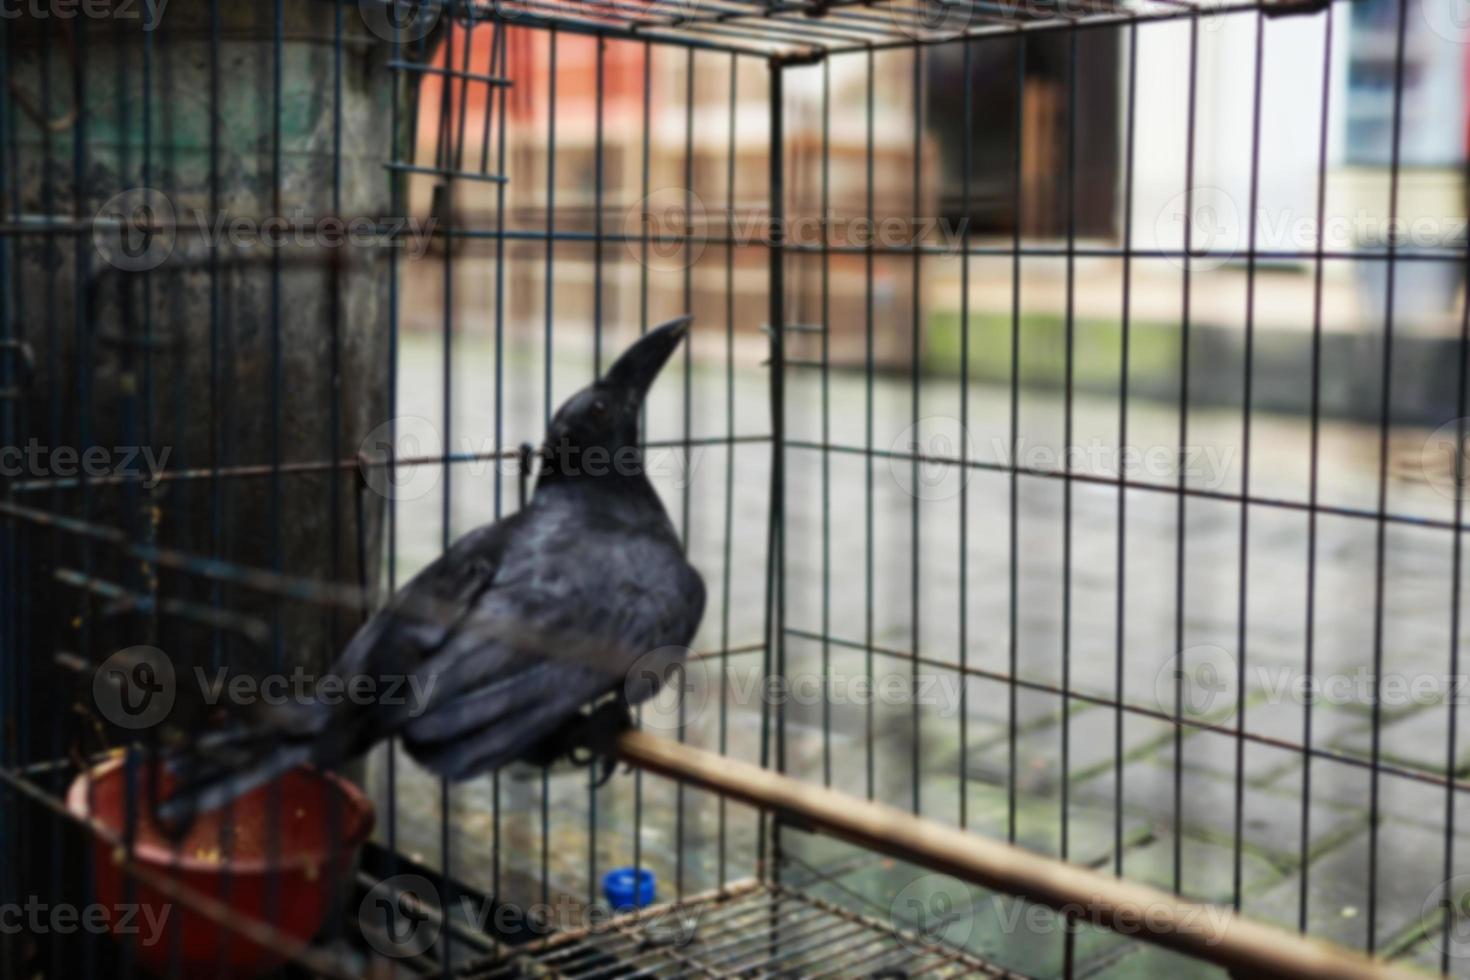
[157,703,340,825]
[158,735,315,825]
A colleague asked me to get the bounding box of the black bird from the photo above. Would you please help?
[164,316,705,818]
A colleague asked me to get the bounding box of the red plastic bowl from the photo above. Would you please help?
[67,755,374,978]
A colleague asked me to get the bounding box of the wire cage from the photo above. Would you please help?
[2,0,1468,977]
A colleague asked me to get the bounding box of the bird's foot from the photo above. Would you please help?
[566,699,633,787]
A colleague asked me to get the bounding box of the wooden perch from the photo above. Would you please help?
[616,729,1423,980]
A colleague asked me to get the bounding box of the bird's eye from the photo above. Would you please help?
[592,399,608,416]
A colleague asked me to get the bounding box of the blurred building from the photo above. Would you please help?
[408,25,938,369]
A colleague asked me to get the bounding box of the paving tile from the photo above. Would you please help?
[1073,753,1367,870]
[1112,832,1283,906]
[1246,821,1457,952]
[1335,704,1470,777]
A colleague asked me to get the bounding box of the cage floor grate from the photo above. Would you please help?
[459,881,1023,979]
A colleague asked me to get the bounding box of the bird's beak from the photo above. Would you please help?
[603,315,693,398]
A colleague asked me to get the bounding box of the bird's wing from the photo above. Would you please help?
[163,515,525,813]
[296,516,522,754]
[338,517,521,677]
[397,518,705,778]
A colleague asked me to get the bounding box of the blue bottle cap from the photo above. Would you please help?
[603,867,656,911]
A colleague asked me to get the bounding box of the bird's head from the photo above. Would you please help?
[538,315,692,481]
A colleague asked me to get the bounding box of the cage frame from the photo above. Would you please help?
[0,0,1463,976]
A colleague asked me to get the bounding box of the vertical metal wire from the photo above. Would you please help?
[1007,34,1024,846]
[1300,4,1333,934]
[632,36,651,906]
[1368,0,1412,951]
[720,50,739,887]
[2,13,22,978]
[909,44,923,819]
[594,38,606,377]
[74,12,97,977]
[958,37,972,831]
[1061,25,1076,865]
[114,11,141,975]
[454,15,475,175]
[544,27,558,424]
[762,55,788,881]
[38,19,61,970]
[677,45,696,903]
[1114,21,1136,880]
[863,47,876,804]
[1443,35,1470,975]
[0,16,12,962]
[438,13,465,973]
[682,51,695,551]
[265,0,288,949]
[1233,10,1265,913]
[1060,29,1079,977]
[1171,14,1199,896]
[589,31,606,910]
[820,55,832,794]
[323,1,349,947]
[328,0,345,658]
[490,17,510,920]
[385,0,407,913]
[541,21,558,925]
